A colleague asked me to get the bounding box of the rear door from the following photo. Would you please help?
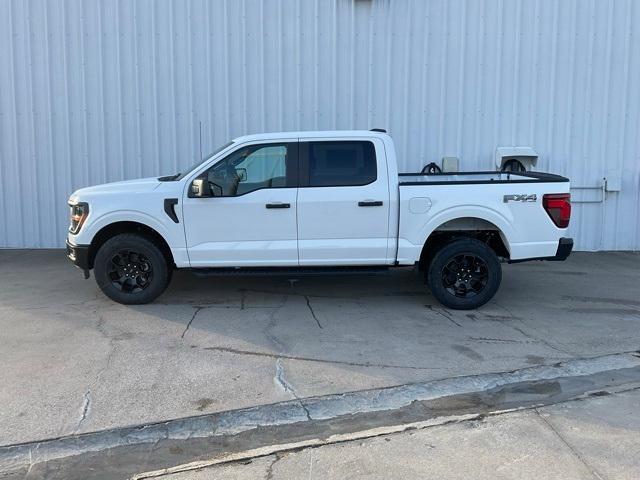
[296,137,391,265]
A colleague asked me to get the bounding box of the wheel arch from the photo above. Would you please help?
[418,216,510,271]
[88,221,175,269]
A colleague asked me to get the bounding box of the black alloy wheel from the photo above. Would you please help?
[108,249,154,293]
[441,254,489,298]
[427,238,501,310]
[94,233,171,305]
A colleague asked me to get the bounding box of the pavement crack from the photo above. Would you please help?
[534,409,606,480]
[468,336,528,344]
[264,297,288,351]
[426,305,461,327]
[202,345,441,371]
[75,390,91,432]
[505,322,569,355]
[304,295,322,329]
[562,295,640,307]
[491,302,573,356]
[265,452,284,480]
[274,358,312,420]
[274,358,299,400]
[300,403,312,422]
[66,314,117,435]
[243,288,347,299]
[182,306,205,339]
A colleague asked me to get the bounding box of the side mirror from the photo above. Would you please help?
[190,175,209,198]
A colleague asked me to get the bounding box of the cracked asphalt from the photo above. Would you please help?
[1,250,640,448]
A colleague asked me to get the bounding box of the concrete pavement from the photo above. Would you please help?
[1,250,639,446]
[0,250,639,478]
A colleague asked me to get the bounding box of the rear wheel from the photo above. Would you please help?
[94,233,171,304]
[427,238,501,310]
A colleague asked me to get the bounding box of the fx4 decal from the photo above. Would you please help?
[503,194,537,203]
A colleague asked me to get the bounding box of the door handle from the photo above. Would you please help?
[265,203,291,209]
[358,200,383,207]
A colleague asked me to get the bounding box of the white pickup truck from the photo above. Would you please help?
[67,130,572,309]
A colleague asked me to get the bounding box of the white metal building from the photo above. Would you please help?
[1,0,639,250]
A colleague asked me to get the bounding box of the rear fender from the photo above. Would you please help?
[412,206,514,262]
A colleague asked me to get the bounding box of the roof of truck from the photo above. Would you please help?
[232,130,389,143]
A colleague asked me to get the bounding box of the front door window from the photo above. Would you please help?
[205,144,288,197]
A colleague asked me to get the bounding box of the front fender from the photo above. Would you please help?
[68,210,184,248]
[68,208,190,268]
[76,210,173,245]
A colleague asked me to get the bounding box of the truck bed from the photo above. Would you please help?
[399,171,569,185]
[396,170,571,264]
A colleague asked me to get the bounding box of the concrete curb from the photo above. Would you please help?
[132,412,485,479]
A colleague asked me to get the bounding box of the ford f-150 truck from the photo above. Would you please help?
[67,130,572,309]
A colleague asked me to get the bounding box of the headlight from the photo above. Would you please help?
[69,202,89,234]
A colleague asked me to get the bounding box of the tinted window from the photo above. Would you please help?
[205,144,288,196]
[308,141,376,187]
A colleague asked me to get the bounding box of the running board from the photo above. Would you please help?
[189,265,390,277]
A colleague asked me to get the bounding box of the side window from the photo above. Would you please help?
[206,144,289,196]
[307,141,377,187]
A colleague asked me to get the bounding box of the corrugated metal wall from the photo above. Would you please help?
[1,0,639,249]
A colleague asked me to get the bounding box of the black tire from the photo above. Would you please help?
[427,238,501,310]
[93,233,171,305]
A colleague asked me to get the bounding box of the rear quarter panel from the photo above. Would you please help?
[398,180,571,263]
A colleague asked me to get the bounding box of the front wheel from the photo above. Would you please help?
[427,238,502,310]
[93,233,171,305]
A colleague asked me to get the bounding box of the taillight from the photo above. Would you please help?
[543,193,571,228]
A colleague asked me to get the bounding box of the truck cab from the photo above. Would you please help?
[67,130,572,309]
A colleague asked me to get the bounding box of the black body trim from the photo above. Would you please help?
[158,173,180,181]
[164,198,179,223]
[358,201,383,207]
[508,237,574,263]
[553,237,574,261]
[265,203,291,209]
[66,240,91,271]
[398,170,569,186]
[190,265,390,277]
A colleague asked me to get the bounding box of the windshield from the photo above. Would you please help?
[161,141,234,181]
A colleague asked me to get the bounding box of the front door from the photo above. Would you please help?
[296,138,391,265]
[183,141,299,267]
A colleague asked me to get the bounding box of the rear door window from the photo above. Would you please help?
[304,141,377,187]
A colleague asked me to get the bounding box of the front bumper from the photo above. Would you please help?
[66,240,91,271]
[509,237,573,263]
